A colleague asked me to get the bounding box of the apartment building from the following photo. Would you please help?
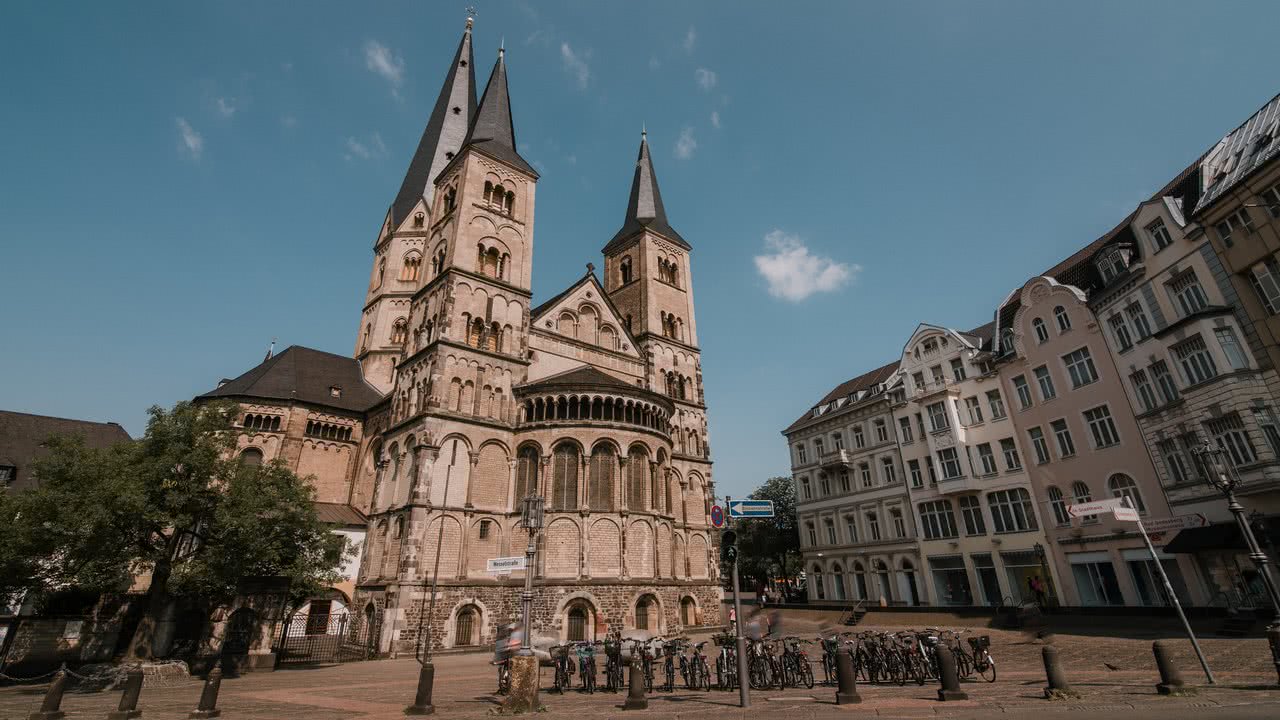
[786,364,926,606]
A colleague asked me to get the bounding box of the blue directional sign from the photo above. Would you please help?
[727,499,775,518]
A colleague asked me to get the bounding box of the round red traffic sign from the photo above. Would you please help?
[710,504,724,528]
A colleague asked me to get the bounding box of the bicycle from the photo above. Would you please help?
[967,634,996,682]
[603,630,625,692]
[687,640,712,691]
[576,641,601,693]
[495,659,511,694]
[661,637,685,692]
[818,633,842,685]
[550,644,575,693]
[625,637,656,692]
[713,632,739,690]
[781,636,815,689]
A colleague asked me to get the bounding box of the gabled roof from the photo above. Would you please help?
[313,501,367,528]
[198,345,384,413]
[517,365,643,393]
[460,49,537,178]
[0,410,132,491]
[529,270,642,353]
[1194,91,1280,215]
[603,132,689,254]
[388,21,477,228]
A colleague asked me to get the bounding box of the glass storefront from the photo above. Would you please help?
[1000,550,1043,605]
[1069,551,1124,606]
[1122,548,1191,606]
[971,553,1003,606]
[929,555,973,606]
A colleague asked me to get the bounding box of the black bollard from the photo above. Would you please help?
[28,666,68,720]
[1153,641,1192,696]
[623,658,648,710]
[1041,645,1078,700]
[189,667,223,719]
[405,661,436,715]
[935,644,969,701]
[834,649,861,704]
[106,668,144,719]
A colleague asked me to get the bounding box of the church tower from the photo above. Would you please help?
[356,18,478,393]
[602,130,712,486]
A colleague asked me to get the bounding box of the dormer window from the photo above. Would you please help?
[1147,218,1173,252]
[329,386,342,398]
[1096,247,1129,284]
[1215,208,1255,249]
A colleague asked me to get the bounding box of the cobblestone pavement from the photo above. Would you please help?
[1,626,1277,720]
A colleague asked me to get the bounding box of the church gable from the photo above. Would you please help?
[530,273,639,359]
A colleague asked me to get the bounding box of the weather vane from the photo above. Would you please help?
[466,6,477,24]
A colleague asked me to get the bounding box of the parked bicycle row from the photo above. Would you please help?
[816,628,996,686]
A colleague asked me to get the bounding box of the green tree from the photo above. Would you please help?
[723,476,800,591]
[1,400,344,661]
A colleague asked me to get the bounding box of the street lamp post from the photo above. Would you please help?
[518,494,545,656]
[1192,442,1280,684]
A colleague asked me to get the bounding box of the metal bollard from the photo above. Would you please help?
[834,649,861,704]
[623,658,648,710]
[1041,645,1078,700]
[935,644,969,701]
[106,668,144,719]
[189,667,223,719]
[1153,641,1192,696]
[405,661,436,715]
[27,666,68,720]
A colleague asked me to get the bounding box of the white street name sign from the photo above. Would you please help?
[487,556,527,574]
[1066,497,1125,518]
[1112,506,1140,522]
[1140,514,1210,533]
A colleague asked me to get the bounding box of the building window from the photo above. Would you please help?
[1173,335,1218,386]
[1000,438,1022,471]
[1028,427,1050,464]
[915,413,926,439]
[796,444,807,464]
[825,518,837,545]
[455,606,477,646]
[924,456,938,484]
[1158,438,1193,485]
[479,519,492,539]
[1071,481,1095,524]
[987,390,1007,419]
[1261,183,1280,219]
[391,318,408,345]
[1168,271,1210,316]
[238,448,264,465]
[1032,318,1049,343]
[937,448,962,479]
[1047,486,1071,526]
[852,425,865,448]
[1248,257,1280,314]
[818,472,831,496]
[1151,360,1180,404]
[800,477,811,499]
[1126,302,1153,340]
[866,512,881,541]
[1034,365,1056,401]
[1206,413,1258,467]
[976,443,998,475]
[1108,473,1146,514]
[1215,327,1249,370]
[874,418,889,443]
[844,516,858,544]
[1147,218,1173,252]
[959,495,986,536]
[891,508,906,538]
[908,459,923,488]
[814,437,825,457]
[964,396,984,425]
[1083,405,1120,448]
[1252,408,1280,458]
[927,401,949,431]
[1054,305,1071,332]
[806,522,817,546]
[880,456,897,484]
[401,253,422,281]
[950,358,967,382]
[1063,347,1099,388]
[1012,375,1033,409]
[899,416,914,444]
[838,470,851,493]
[987,488,1038,533]
[859,463,872,488]
[1109,314,1133,352]
[551,444,580,512]
[1131,369,1159,413]
[1051,419,1076,457]
[832,432,844,450]
[0,465,14,487]
[1214,207,1255,248]
[919,500,958,540]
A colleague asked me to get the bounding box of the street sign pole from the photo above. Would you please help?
[726,494,750,708]
[1125,496,1214,684]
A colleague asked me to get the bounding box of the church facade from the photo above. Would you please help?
[201,16,719,654]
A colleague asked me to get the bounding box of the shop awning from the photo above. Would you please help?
[1163,516,1280,553]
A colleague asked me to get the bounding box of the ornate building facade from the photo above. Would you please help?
[201,17,719,654]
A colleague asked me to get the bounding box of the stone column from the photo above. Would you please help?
[506,458,519,513]
[464,451,480,508]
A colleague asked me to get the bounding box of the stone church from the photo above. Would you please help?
[199,17,720,653]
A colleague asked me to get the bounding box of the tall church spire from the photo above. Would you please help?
[603,129,689,253]
[387,17,477,227]
[461,47,537,177]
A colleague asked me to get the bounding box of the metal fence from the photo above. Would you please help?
[274,607,381,666]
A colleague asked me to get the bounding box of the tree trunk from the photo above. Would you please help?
[123,554,172,662]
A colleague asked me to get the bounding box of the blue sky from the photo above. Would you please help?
[2,1,1278,498]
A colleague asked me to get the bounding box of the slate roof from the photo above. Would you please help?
[314,501,367,528]
[460,49,537,178]
[603,133,690,254]
[388,22,477,228]
[1194,91,1280,215]
[0,410,132,491]
[198,345,384,413]
[784,361,899,435]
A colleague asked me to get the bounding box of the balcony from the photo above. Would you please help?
[913,378,958,400]
[819,448,853,468]
[934,475,981,495]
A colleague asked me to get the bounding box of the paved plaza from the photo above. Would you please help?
[2,624,1278,720]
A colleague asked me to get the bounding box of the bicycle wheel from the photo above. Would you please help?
[978,657,996,683]
[700,661,712,691]
[799,658,815,689]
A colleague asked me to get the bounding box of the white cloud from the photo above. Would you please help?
[215,97,236,117]
[175,117,203,160]
[710,110,721,129]
[560,42,591,89]
[683,26,696,53]
[695,67,717,91]
[364,40,405,96]
[674,127,697,160]
[753,230,857,302]
[343,132,386,161]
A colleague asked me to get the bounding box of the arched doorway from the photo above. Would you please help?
[454,605,479,647]
[222,608,256,656]
[832,563,847,601]
[680,597,697,626]
[811,565,825,601]
[565,602,594,642]
[853,562,868,600]
[873,560,893,604]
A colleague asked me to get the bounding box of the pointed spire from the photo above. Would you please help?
[387,17,478,227]
[264,338,276,362]
[603,130,689,253]
[461,46,537,177]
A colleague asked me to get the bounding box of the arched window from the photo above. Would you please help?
[680,597,696,626]
[567,605,589,642]
[479,246,501,278]
[1108,473,1145,513]
[516,447,540,500]
[361,324,371,353]
[401,254,422,281]
[492,184,505,210]
[832,563,847,600]
[391,318,408,345]
[620,256,633,285]
[1032,317,1049,344]
[1054,305,1071,332]
[635,595,657,631]
[589,444,616,511]
[628,447,648,510]
[413,212,425,228]
[551,444,579,512]
[504,191,515,215]
[239,448,264,466]
[811,565,825,600]
[1047,486,1070,526]
[853,562,868,599]
[483,181,493,204]
[468,318,485,348]
[487,322,501,352]
[874,560,892,602]
[1071,481,1093,506]
[454,605,477,647]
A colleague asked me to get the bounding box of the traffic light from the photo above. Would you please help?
[720,529,737,563]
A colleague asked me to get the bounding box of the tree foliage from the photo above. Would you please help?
[722,476,800,590]
[0,400,345,658]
